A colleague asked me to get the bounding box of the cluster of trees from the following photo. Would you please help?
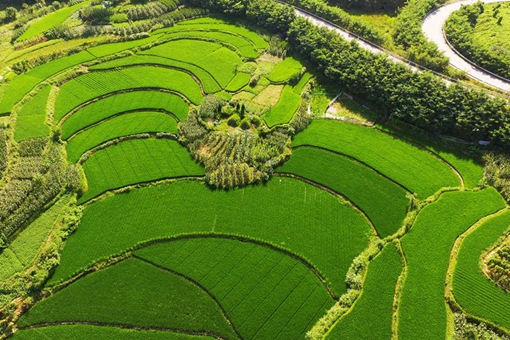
[125,1,168,21]
[187,0,510,149]
[0,138,80,251]
[392,0,449,72]
[486,244,510,291]
[483,153,510,203]
[179,96,304,188]
[444,2,510,80]
[0,129,6,177]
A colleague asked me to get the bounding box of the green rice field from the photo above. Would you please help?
[50,178,371,297]
[79,138,203,203]
[293,120,461,198]
[66,111,178,163]
[3,8,510,340]
[399,189,505,340]
[277,147,409,238]
[135,237,334,339]
[326,243,402,339]
[61,90,188,139]
[453,209,510,332]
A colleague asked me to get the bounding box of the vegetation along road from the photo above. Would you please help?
[422,0,510,92]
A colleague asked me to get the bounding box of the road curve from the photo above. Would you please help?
[422,0,510,92]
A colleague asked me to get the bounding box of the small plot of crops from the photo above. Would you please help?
[326,243,402,339]
[167,20,269,50]
[135,237,334,340]
[140,39,241,89]
[277,147,409,238]
[399,189,505,340]
[293,120,460,198]
[14,85,52,142]
[453,210,510,331]
[267,57,303,83]
[161,29,261,59]
[263,85,302,127]
[19,258,238,339]
[86,34,162,58]
[50,178,371,297]
[0,51,95,115]
[61,90,188,140]
[79,138,203,203]
[225,72,251,92]
[16,1,90,42]
[66,112,178,163]
[12,325,214,340]
[54,66,202,121]
[90,55,222,94]
[0,196,71,282]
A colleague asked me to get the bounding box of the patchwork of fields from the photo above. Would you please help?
[1,4,510,340]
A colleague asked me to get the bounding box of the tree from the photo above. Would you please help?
[5,7,18,22]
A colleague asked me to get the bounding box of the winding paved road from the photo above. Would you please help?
[422,0,510,92]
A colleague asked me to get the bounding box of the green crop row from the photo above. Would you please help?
[0,196,72,282]
[66,112,178,163]
[17,1,90,42]
[14,85,52,142]
[79,138,204,203]
[61,90,188,140]
[263,85,301,127]
[326,243,402,339]
[453,210,510,332]
[164,19,268,50]
[19,258,238,339]
[12,324,215,340]
[90,54,221,94]
[0,51,95,115]
[267,57,302,83]
[54,66,202,121]
[161,29,261,59]
[139,39,241,88]
[225,73,251,92]
[293,120,460,199]
[399,189,505,340]
[135,237,334,339]
[277,147,409,238]
[50,178,371,296]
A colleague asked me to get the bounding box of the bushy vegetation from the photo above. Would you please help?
[399,189,505,340]
[0,129,7,176]
[19,258,239,339]
[445,2,510,80]
[179,96,301,189]
[0,139,80,250]
[135,237,334,339]
[49,179,371,296]
[484,153,510,203]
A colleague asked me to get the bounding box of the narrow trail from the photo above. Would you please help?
[422,0,510,92]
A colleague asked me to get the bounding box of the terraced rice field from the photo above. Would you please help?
[453,209,510,332]
[79,138,204,203]
[3,9,510,340]
[293,120,461,198]
[399,189,505,340]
